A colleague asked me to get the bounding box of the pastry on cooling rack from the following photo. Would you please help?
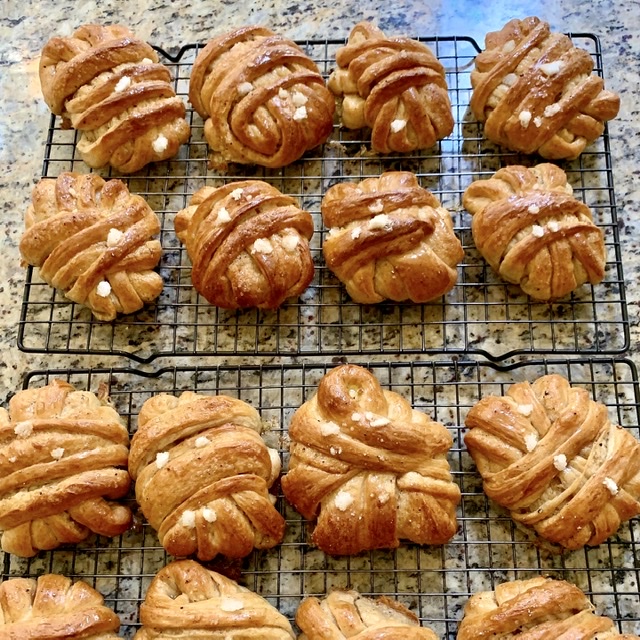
[189,26,335,168]
[39,24,190,173]
[281,364,460,556]
[128,391,285,561]
[328,21,454,153]
[296,589,439,639]
[462,163,606,300]
[19,172,163,321]
[134,559,295,639]
[457,576,640,639]
[0,573,121,638]
[0,379,132,557]
[464,373,640,551]
[322,171,463,304]
[175,180,314,309]
[469,16,620,159]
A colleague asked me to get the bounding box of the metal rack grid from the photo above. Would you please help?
[18,34,628,363]
[5,358,640,638]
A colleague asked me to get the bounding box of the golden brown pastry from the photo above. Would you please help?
[464,373,640,550]
[470,17,620,159]
[0,574,121,638]
[0,379,132,557]
[20,172,163,321]
[281,364,460,555]
[463,163,606,300]
[328,21,454,153]
[189,26,335,168]
[39,24,190,173]
[457,576,640,639]
[128,392,285,561]
[175,180,314,309]
[134,559,295,639]
[296,589,439,639]
[322,171,463,304]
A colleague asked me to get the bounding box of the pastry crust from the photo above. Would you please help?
[296,589,439,639]
[457,576,640,639]
[40,24,190,173]
[463,163,606,300]
[464,374,640,550]
[175,180,314,309]
[0,574,121,638]
[281,364,460,555]
[128,392,285,560]
[328,21,454,153]
[134,559,295,639]
[0,379,131,557]
[322,171,463,304]
[20,172,163,321]
[189,26,335,168]
[470,17,620,159]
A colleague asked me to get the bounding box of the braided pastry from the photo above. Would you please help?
[40,24,190,173]
[457,576,640,640]
[464,374,640,550]
[134,559,294,639]
[470,17,620,159]
[0,574,121,638]
[20,172,163,321]
[296,590,439,640]
[189,26,335,168]
[463,163,606,300]
[175,180,314,309]
[328,22,454,153]
[129,392,285,560]
[0,379,132,557]
[281,364,460,555]
[322,171,463,304]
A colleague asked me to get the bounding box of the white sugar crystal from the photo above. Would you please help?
[369,213,392,230]
[524,433,538,452]
[349,389,357,399]
[351,227,361,240]
[106,228,124,247]
[502,39,516,53]
[369,200,384,214]
[543,103,561,118]
[503,73,518,86]
[7,456,17,463]
[519,110,532,127]
[329,446,343,456]
[378,491,390,504]
[320,421,341,436]
[13,422,33,438]
[364,411,374,421]
[533,116,543,127]
[195,436,210,448]
[96,280,111,297]
[252,238,273,254]
[220,598,244,612]
[531,225,545,238]
[527,204,540,214]
[237,82,254,96]
[292,91,308,106]
[202,507,218,523]
[370,417,391,427]
[603,476,619,495]
[548,220,560,232]
[50,447,65,460]
[351,412,361,422]
[152,133,169,154]
[141,57,153,64]
[281,234,299,252]
[114,76,131,93]
[293,105,308,121]
[553,454,567,471]
[155,451,170,469]
[278,87,289,99]
[518,404,533,416]
[230,188,244,201]
[334,490,354,511]
[216,207,231,224]
[540,60,563,76]
[180,510,196,528]
[390,118,406,133]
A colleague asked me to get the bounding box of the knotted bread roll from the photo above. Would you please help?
[281,364,460,555]
[322,171,463,304]
[463,163,606,300]
[20,172,163,321]
[470,17,620,159]
[189,26,335,168]
[464,374,640,550]
[328,21,454,153]
[457,576,640,639]
[0,574,121,638]
[296,589,439,640]
[134,559,295,639]
[40,24,190,173]
[0,379,132,557]
[129,392,285,561]
[175,180,314,309]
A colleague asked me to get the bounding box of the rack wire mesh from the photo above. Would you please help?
[5,358,640,638]
[18,34,628,363]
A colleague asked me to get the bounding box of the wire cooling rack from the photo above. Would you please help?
[5,358,639,638]
[18,34,627,363]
